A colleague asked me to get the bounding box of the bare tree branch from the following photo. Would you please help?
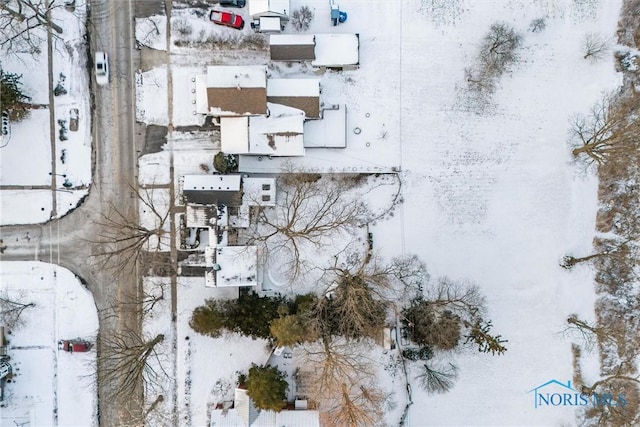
[0,293,35,328]
[570,92,640,165]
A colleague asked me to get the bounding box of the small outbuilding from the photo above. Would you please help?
[249,0,290,33]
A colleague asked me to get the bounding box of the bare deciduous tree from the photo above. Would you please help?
[89,185,170,276]
[570,93,640,165]
[583,33,611,62]
[244,173,369,281]
[102,279,167,322]
[464,22,523,108]
[561,237,634,269]
[301,339,385,427]
[529,17,546,33]
[415,361,458,394]
[0,293,35,328]
[98,329,167,403]
[0,0,64,56]
[478,22,523,75]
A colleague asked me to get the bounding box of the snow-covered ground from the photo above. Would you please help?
[0,262,98,426]
[0,2,91,225]
[134,0,625,425]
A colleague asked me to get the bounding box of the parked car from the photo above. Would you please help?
[210,10,244,29]
[94,51,109,86]
[219,0,246,7]
[0,360,11,379]
[69,108,79,131]
[1,111,9,136]
[58,339,92,353]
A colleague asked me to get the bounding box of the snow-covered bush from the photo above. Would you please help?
[172,18,192,37]
[618,51,639,71]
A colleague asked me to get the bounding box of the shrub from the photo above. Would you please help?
[290,5,314,32]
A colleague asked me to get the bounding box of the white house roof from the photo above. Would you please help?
[195,74,209,114]
[259,16,281,32]
[207,66,267,88]
[249,0,290,17]
[235,388,260,426]
[242,177,276,207]
[210,387,320,426]
[215,246,258,287]
[269,34,315,46]
[312,34,359,67]
[303,104,346,148]
[248,103,305,156]
[183,175,241,192]
[267,79,320,97]
[221,117,250,154]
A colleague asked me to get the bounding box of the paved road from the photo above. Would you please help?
[0,0,142,425]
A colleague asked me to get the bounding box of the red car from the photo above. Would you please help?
[58,339,92,353]
[210,10,244,29]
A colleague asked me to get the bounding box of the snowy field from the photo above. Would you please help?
[0,2,91,225]
[133,0,626,425]
[393,0,621,425]
[0,262,98,427]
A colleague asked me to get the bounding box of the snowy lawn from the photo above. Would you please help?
[0,2,91,225]
[175,277,271,427]
[390,0,622,425]
[0,262,98,426]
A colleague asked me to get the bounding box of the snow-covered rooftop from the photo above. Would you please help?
[303,104,347,148]
[312,34,359,67]
[183,175,241,192]
[211,246,258,287]
[269,34,315,46]
[210,388,320,427]
[242,177,276,207]
[249,0,290,17]
[206,66,267,89]
[248,103,305,156]
[195,73,209,115]
[221,117,250,154]
[267,79,320,97]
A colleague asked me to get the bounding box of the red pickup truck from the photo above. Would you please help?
[58,339,91,353]
[210,10,244,30]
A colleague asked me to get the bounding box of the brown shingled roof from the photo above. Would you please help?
[206,87,267,115]
[267,96,320,119]
[270,44,316,61]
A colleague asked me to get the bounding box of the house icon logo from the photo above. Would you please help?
[527,379,628,409]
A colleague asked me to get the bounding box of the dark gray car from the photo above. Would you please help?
[219,0,246,7]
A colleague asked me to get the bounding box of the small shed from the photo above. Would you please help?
[267,78,320,119]
[250,0,290,32]
[270,34,316,61]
